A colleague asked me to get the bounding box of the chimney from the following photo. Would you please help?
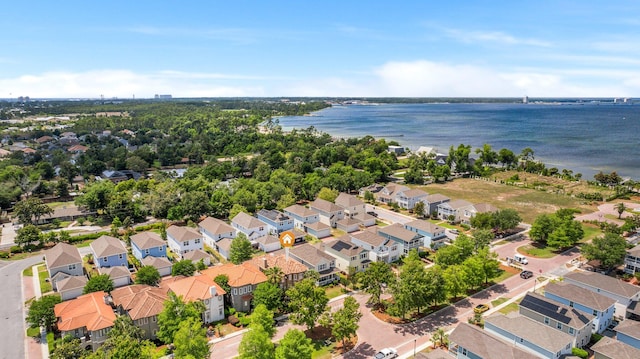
[103,293,113,306]
[262,257,268,269]
[210,285,217,297]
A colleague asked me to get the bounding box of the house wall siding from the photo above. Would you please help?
[544,292,614,334]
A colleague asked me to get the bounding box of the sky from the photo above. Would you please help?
[2,1,640,98]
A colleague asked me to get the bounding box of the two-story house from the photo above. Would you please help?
[376,223,423,255]
[404,219,446,249]
[231,212,268,242]
[350,229,401,263]
[624,244,640,274]
[323,236,370,273]
[564,271,640,320]
[437,199,475,223]
[423,193,450,217]
[395,188,428,210]
[287,243,340,286]
[544,281,616,334]
[335,193,365,218]
[201,263,267,313]
[284,204,320,231]
[167,275,226,324]
[519,292,594,348]
[256,209,294,235]
[309,198,344,228]
[54,291,116,351]
[614,319,640,349]
[167,225,203,259]
[90,235,128,268]
[249,253,308,290]
[110,285,168,340]
[591,337,640,359]
[374,183,409,205]
[484,312,574,359]
[45,242,84,292]
[198,216,235,248]
[130,231,166,261]
[448,322,538,359]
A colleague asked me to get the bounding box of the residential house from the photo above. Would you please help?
[198,216,235,248]
[615,319,640,349]
[448,322,539,359]
[624,244,640,274]
[256,209,294,235]
[167,275,226,323]
[358,183,383,197]
[309,198,344,228]
[544,281,616,334]
[254,234,281,253]
[215,238,233,261]
[484,312,574,359]
[45,243,84,291]
[374,183,409,205]
[287,243,339,286]
[90,235,128,268]
[376,223,423,255]
[564,271,640,320]
[231,212,268,242]
[404,219,446,248]
[437,199,475,223]
[98,266,131,288]
[423,194,450,217]
[35,206,96,225]
[56,276,88,301]
[141,256,172,277]
[519,292,594,348]
[396,188,428,210]
[130,231,166,261]
[67,144,88,154]
[591,337,640,359]
[36,135,54,144]
[54,291,116,351]
[166,225,203,259]
[100,170,142,183]
[183,249,211,267]
[336,217,362,233]
[335,193,366,218]
[387,145,404,155]
[350,229,401,263]
[249,253,308,290]
[110,285,168,340]
[352,211,376,227]
[201,263,268,312]
[304,221,332,239]
[323,236,370,273]
[284,204,320,231]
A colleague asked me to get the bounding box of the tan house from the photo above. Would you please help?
[201,263,267,312]
[54,291,116,351]
[110,285,168,340]
[167,275,226,323]
[249,253,308,290]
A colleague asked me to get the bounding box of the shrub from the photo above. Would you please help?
[0,251,10,258]
[227,315,239,326]
[571,347,588,359]
[591,333,603,344]
[10,245,23,253]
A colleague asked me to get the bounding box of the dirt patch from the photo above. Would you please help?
[499,264,520,275]
[305,326,333,341]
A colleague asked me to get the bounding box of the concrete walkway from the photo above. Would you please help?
[29,264,49,359]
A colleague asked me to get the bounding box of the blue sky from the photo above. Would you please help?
[2,1,640,98]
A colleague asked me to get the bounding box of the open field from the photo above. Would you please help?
[416,176,600,223]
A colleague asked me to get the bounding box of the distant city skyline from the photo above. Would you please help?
[2,1,640,98]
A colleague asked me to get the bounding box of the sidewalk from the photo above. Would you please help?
[24,264,49,359]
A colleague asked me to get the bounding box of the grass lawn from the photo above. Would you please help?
[375,220,388,227]
[581,224,603,243]
[38,266,52,293]
[26,326,40,337]
[324,285,344,300]
[518,243,559,259]
[47,332,54,353]
[498,300,521,314]
[492,265,519,283]
[491,297,510,307]
[311,341,333,359]
[23,266,35,276]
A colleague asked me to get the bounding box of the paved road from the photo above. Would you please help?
[365,204,414,225]
[0,255,44,359]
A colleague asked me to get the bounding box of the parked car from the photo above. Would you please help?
[520,270,533,279]
[474,304,489,314]
[374,347,398,359]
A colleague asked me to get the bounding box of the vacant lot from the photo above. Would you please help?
[416,175,599,223]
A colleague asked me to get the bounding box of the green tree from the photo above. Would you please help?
[15,224,42,248]
[55,179,70,197]
[229,233,253,264]
[529,214,555,243]
[358,261,394,307]
[582,232,628,271]
[173,317,210,359]
[414,201,425,218]
[493,208,522,232]
[615,202,627,219]
[172,260,196,277]
[476,247,501,284]
[181,190,211,222]
[135,265,161,286]
[443,265,467,299]
[396,250,429,314]
[157,292,204,344]
[431,328,448,349]
[462,255,485,291]
[88,316,156,359]
[229,204,248,221]
[470,212,494,229]
[26,294,62,331]
[547,219,584,249]
[332,296,361,349]
[264,266,284,285]
[275,329,313,359]
[83,274,114,294]
[317,187,339,202]
[238,325,275,359]
[250,304,276,338]
[50,336,85,359]
[75,180,114,212]
[13,197,53,224]
[213,274,231,293]
[471,229,494,251]
[253,282,284,313]
[286,277,329,331]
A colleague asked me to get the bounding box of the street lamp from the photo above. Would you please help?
[414,338,417,357]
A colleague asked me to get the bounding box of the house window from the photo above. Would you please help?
[391,245,398,251]
[569,327,574,335]
[569,301,574,307]
[118,254,124,259]
[195,238,200,244]
[69,264,76,270]
[544,317,550,325]
[145,249,149,255]
[593,309,598,316]
[103,257,108,262]
[519,338,523,343]
[556,323,562,330]
[360,253,367,259]
[461,348,467,356]
[152,316,156,322]
[184,240,189,246]
[232,289,237,295]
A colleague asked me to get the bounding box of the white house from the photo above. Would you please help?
[166,225,203,259]
[198,216,235,248]
[309,198,344,228]
[231,212,268,242]
[350,229,401,263]
[167,275,225,324]
[98,266,131,288]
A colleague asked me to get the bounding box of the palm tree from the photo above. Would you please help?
[616,202,627,219]
[264,266,284,285]
[431,328,448,349]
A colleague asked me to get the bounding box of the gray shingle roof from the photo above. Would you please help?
[284,204,317,218]
[310,198,342,213]
[141,256,172,269]
[334,193,364,208]
[130,231,164,250]
[166,225,201,243]
[183,249,210,262]
[449,322,539,359]
[46,242,82,269]
[289,243,333,267]
[56,275,88,291]
[519,292,593,328]
[614,319,640,340]
[485,312,574,353]
[565,271,640,299]
[351,230,388,247]
[545,282,617,311]
[198,216,234,235]
[405,219,443,233]
[377,223,422,243]
[90,235,127,258]
[591,337,640,358]
[98,265,131,279]
[232,212,267,229]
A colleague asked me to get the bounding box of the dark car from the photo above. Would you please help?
[520,270,533,279]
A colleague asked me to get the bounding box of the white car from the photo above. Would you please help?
[374,347,398,359]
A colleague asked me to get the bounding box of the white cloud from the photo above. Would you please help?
[0,70,265,98]
[442,28,552,47]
